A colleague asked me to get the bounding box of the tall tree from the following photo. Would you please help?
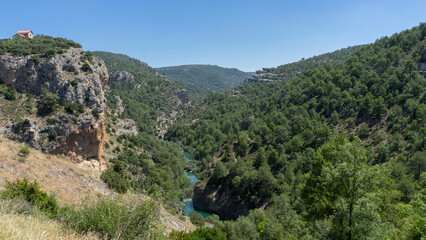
[302,135,377,240]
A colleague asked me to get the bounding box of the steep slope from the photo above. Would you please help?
[0,137,195,237]
[0,36,107,164]
[157,64,253,101]
[93,51,190,137]
[247,45,363,82]
[166,23,426,238]
[0,137,110,204]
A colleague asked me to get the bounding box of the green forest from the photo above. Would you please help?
[157,65,253,102]
[165,23,426,239]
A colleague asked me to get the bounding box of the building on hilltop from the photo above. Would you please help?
[14,30,33,38]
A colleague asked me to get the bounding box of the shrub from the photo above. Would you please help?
[48,129,57,141]
[19,145,30,156]
[64,102,84,114]
[81,62,92,72]
[189,211,205,227]
[100,161,130,194]
[68,79,78,86]
[57,196,159,239]
[30,55,40,64]
[4,86,16,100]
[1,179,58,217]
[170,227,226,240]
[38,88,59,116]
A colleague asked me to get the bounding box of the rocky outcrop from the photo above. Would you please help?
[114,95,125,116]
[109,70,134,85]
[193,182,250,220]
[245,67,300,83]
[173,89,191,105]
[0,48,108,164]
[116,118,138,136]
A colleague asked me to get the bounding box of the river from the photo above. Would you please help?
[181,150,213,218]
[158,137,212,218]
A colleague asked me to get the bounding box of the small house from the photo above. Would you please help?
[14,30,33,39]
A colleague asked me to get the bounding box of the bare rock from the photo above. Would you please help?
[116,118,138,136]
[173,89,191,105]
[0,48,108,164]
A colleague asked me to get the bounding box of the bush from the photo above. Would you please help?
[64,102,84,114]
[4,86,16,100]
[48,129,57,141]
[38,88,59,116]
[189,211,205,227]
[1,179,58,217]
[31,55,40,64]
[68,79,78,86]
[19,145,30,156]
[100,161,130,194]
[170,227,226,240]
[81,62,92,73]
[57,196,159,239]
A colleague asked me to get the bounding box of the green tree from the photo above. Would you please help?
[303,135,377,240]
[38,88,59,116]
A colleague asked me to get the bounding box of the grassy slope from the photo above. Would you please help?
[0,137,195,237]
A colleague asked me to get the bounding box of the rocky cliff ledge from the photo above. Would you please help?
[0,48,108,164]
[193,182,250,220]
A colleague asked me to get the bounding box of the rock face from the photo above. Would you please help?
[193,182,250,220]
[109,70,134,85]
[173,89,191,105]
[0,48,108,163]
[116,119,138,136]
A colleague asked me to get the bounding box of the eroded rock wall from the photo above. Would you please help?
[0,48,108,163]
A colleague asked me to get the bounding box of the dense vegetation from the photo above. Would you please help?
[166,24,426,238]
[103,133,191,203]
[157,65,253,101]
[0,35,81,56]
[272,45,364,74]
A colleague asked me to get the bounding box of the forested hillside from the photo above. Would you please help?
[93,51,188,135]
[91,51,192,203]
[157,65,253,101]
[166,24,426,239]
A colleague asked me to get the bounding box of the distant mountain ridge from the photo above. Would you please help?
[157,64,253,101]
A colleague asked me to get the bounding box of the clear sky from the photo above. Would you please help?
[1,0,425,71]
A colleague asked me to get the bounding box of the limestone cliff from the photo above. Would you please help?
[0,48,108,164]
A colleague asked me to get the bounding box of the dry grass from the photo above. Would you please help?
[0,199,98,240]
[0,212,99,240]
[0,137,111,204]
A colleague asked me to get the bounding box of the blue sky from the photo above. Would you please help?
[1,0,425,71]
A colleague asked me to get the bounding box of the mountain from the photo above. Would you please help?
[156,64,253,101]
[166,23,426,238]
[93,51,190,137]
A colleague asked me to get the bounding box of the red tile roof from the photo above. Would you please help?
[17,30,32,34]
